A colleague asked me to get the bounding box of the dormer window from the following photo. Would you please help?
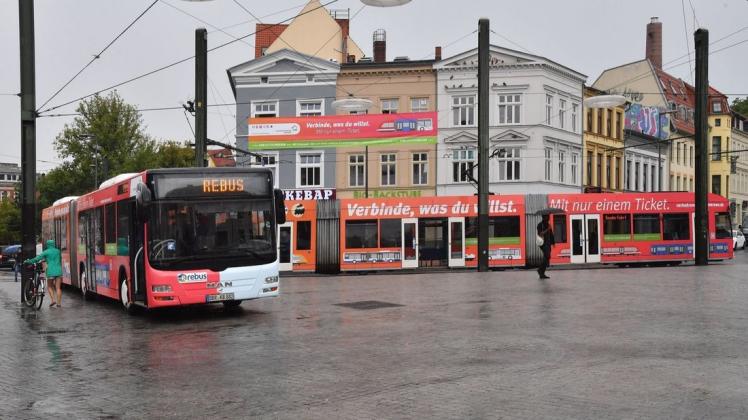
[712,101,723,113]
[261,77,268,84]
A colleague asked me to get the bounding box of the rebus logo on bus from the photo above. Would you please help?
[202,178,245,193]
[177,272,208,283]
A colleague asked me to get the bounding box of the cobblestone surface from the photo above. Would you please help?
[2,252,748,419]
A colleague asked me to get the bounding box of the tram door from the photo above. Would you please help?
[401,218,418,269]
[448,217,465,267]
[570,214,601,263]
[278,222,293,271]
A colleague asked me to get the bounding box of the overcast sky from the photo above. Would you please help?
[1,0,747,172]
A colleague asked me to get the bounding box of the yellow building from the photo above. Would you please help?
[334,58,438,199]
[707,89,732,197]
[583,87,625,192]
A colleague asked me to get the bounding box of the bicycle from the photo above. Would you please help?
[22,262,46,310]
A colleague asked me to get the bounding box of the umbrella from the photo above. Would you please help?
[535,208,565,215]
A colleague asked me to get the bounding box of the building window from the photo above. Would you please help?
[412,153,428,185]
[606,110,612,137]
[498,94,521,125]
[586,109,592,132]
[381,99,399,114]
[349,154,365,187]
[606,155,612,189]
[635,162,640,191]
[597,109,603,135]
[298,152,322,187]
[410,97,429,113]
[712,175,721,195]
[643,164,648,192]
[297,99,323,117]
[558,99,566,129]
[380,153,396,186]
[253,153,279,187]
[690,146,694,167]
[572,103,579,133]
[497,148,521,181]
[546,94,553,125]
[571,153,578,185]
[715,118,721,127]
[616,111,623,139]
[452,150,475,183]
[349,109,368,115]
[712,101,723,113]
[712,136,722,161]
[252,101,278,118]
[452,95,476,127]
[615,157,621,190]
[597,153,603,188]
[626,160,632,190]
[587,151,593,186]
[545,147,553,181]
[558,150,566,183]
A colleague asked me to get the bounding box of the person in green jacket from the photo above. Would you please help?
[25,239,63,308]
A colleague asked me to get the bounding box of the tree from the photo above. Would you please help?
[732,97,748,116]
[0,199,21,245]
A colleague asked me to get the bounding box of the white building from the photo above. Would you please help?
[434,45,586,196]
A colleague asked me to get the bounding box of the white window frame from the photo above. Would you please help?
[571,152,579,185]
[497,147,522,181]
[545,94,554,125]
[412,152,428,185]
[296,99,325,117]
[544,147,553,181]
[251,100,279,118]
[451,95,476,127]
[296,151,323,188]
[348,154,365,187]
[571,103,579,133]
[497,94,521,125]
[381,98,399,114]
[558,150,566,183]
[558,98,567,129]
[452,149,475,183]
[380,153,397,186]
[253,152,279,188]
[410,97,429,113]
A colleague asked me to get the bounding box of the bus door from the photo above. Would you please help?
[402,218,418,269]
[81,212,97,294]
[570,214,601,264]
[278,222,293,271]
[448,217,465,267]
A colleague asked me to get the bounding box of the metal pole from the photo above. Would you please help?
[694,28,709,266]
[364,145,369,199]
[658,141,661,191]
[195,28,208,167]
[19,0,37,303]
[477,18,489,272]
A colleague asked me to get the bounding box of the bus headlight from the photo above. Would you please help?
[152,285,172,293]
[264,276,279,284]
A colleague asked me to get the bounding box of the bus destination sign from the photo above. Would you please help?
[153,172,271,199]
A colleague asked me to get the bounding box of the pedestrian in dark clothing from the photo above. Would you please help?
[537,215,555,279]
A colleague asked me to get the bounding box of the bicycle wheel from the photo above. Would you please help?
[35,281,44,310]
[23,278,37,308]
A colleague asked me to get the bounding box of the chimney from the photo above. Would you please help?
[373,29,386,63]
[435,46,442,61]
[646,17,663,69]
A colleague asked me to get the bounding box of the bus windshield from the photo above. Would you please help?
[148,199,276,270]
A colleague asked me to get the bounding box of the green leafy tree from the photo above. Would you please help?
[0,198,21,245]
[732,97,748,116]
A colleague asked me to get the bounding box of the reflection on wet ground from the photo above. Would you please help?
[2,253,748,418]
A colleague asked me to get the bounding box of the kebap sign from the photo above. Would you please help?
[247,112,437,150]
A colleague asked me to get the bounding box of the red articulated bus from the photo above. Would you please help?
[276,192,732,272]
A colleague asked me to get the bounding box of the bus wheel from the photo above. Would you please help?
[222,300,242,309]
[80,269,90,301]
[119,276,137,315]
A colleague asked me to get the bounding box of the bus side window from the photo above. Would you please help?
[116,200,131,256]
[94,207,105,255]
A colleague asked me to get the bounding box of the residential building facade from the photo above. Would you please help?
[708,88,732,198]
[335,51,438,199]
[583,87,625,192]
[731,111,748,226]
[0,162,21,201]
[434,45,586,196]
[228,49,341,191]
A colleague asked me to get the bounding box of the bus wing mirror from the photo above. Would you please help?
[135,183,152,223]
[274,189,286,225]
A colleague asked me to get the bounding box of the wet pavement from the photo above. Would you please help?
[2,253,748,419]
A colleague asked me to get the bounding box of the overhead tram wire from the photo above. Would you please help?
[209,1,311,34]
[681,0,694,82]
[36,0,160,113]
[37,0,339,116]
[159,0,255,49]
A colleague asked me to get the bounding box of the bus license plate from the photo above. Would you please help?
[206,293,234,303]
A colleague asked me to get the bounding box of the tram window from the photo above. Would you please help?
[464,217,477,240]
[603,214,631,241]
[715,212,731,239]
[59,217,67,250]
[94,207,104,255]
[117,200,130,256]
[380,219,402,247]
[489,216,520,244]
[663,213,690,240]
[633,214,660,241]
[553,215,567,243]
[105,203,116,250]
[345,220,378,248]
[296,221,311,250]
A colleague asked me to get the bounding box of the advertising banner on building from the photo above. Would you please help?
[247,112,437,150]
[625,104,670,140]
